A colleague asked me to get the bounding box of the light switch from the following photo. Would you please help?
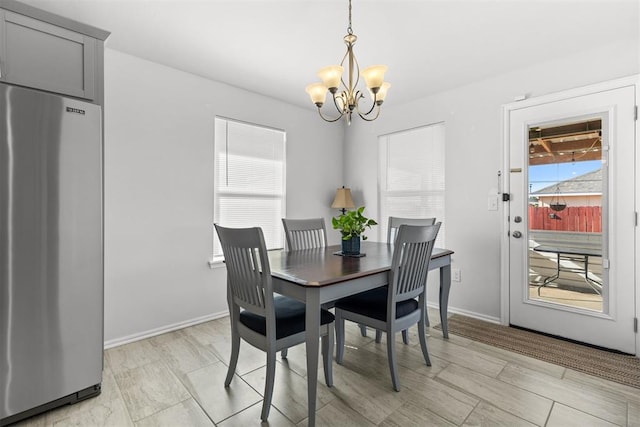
[488,196,498,211]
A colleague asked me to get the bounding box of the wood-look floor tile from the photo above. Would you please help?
[190,321,267,376]
[147,329,188,347]
[361,337,449,378]
[155,335,219,376]
[218,401,295,427]
[546,403,620,427]
[466,341,566,379]
[379,399,456,427]
[628,401,640,426]
[563,368,640,405]
[296,399,378,427]
[272,340,335,381]
[241,363,336,424]
[498,363,627,425]
[182,359,262,423]
[42,365,122,424]
[437,363,552,425]
[114,360,190,421]
[24,315,640,427]
[12,414,48,426]
[106,340,163,375]
[51,397,133,427]
[134,398,214,427]
[183,318,228,347]
[426,336,507,378]
[399,372,478,424]
[320,359,405,424]
[462,401,537,427]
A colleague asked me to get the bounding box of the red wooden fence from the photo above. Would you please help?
[528,206,602,232]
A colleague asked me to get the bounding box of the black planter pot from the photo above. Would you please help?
[341,236,361,255]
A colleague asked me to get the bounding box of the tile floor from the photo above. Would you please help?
[13,308,640,426]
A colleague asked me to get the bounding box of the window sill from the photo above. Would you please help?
[208,259,225,269]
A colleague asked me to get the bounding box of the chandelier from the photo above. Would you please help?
[305,0,390,125]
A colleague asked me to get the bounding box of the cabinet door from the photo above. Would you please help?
[0,10,95,100]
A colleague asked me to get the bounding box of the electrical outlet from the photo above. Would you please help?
[452,268,461,282]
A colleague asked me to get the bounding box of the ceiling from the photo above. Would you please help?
[15,0,639,110]
[528,119,602,166]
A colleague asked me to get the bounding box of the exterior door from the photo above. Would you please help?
[505,81,636,354]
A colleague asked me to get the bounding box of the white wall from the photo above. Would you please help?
[103,49,344,345]
[345,40,639,321]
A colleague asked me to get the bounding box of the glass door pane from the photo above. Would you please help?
[527,118,604,312]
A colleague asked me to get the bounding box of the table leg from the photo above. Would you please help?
[537,252,561,296]
[439,261,451,339]
[305,290,320,427]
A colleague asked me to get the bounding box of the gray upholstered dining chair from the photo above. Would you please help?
[388,216,437,245]
[215,224,335,421]
[375,216,438,344]
[335,223,441,391]
[282,217,370,339]
[282,217,328,250]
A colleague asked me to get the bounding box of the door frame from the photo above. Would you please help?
[500,75,639,356]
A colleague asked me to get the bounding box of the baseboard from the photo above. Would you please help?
[427,302,501,325]
[105,305,500,349]
[104,310,230,349]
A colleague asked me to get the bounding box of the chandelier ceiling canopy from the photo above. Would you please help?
[305,0,390,125]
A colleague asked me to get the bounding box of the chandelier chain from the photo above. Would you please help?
[347,0,353,35]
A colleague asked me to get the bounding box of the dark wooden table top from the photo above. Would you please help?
[268,241,453,287]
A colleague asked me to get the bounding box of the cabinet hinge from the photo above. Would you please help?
[635,317,638,333]
[602,259,610,269]
[635,105,638,121]
[635,211,638,227]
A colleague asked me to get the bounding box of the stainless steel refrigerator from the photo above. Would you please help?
[0,82,103,425]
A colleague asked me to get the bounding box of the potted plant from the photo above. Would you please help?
[332,206,377,255]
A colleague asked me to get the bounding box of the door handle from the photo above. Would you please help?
[512,231,522,238]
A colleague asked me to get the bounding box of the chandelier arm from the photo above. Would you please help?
[353,90,377,116]
[356,104,381,122]
[317,106,344,123]
[331,92,348,115]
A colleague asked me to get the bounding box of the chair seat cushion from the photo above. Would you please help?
[334,286,418,322]
[240,295,335,339]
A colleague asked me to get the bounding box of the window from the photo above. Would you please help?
[378,123,445,246]
[213,117,286,260]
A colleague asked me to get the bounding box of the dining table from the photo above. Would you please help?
[267,241,454,426]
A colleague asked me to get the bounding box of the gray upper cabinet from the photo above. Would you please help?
[0,5,108,102]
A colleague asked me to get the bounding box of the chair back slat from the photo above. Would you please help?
[282,218,328,250]
[215,225,272,315]
[390,223,441,303]
[387,216,436,245]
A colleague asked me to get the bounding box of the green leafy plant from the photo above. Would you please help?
[332,207,378,240]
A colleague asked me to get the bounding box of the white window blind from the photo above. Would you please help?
[213,117,286,259]
[378,123,445,246]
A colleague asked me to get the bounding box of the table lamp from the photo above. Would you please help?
[331,186,355,215]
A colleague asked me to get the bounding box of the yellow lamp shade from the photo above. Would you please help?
[306,83,328,106]
[361,65,387,90]
[317,65,344,90]
[370,82,391,104]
